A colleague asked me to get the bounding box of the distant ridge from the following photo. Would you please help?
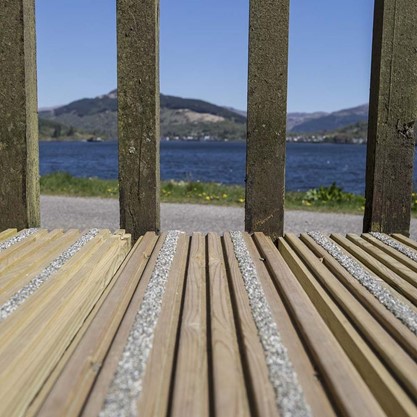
[290,104,369,133]
[39,90,370,141]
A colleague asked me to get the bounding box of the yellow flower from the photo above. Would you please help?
[238,198,245,203]
[205,196,211,201]
[222,193,228,198]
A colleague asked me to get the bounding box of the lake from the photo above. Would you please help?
[39,141,417,195]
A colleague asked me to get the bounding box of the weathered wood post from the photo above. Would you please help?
[0,0,40,231]
[245,0,290,242]
[117,0,160,242]
[363,0,417,235]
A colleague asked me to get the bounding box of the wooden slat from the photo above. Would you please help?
[254,233,385,417]
[331,234,417,306]
[0,230,106,306]
[288,234,417,402]
[0,232,71,304]
[245,233,337,416]
[245,0,290,241]
[35,233,158,417]
[346,234,417,288]
[118,0,160,242]
[301,233,417,359]
[392,234,417,251]
[26,231,133,417]
[80,233,168,416]
[0,234,130,417]
[0,0,40,230]
[0,229,18,243]
[362,233,417,273]
[363,0,417,235]
[82,234,189,417]
[222,233,280,417]
[171,233,208,417]
[279,237,417,417]
[0,229,64,275]
[135,234,189,416]
[0,229,48,265]
[207,233,250,416]
[0,230,416,416]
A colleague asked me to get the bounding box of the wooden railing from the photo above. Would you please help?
[1,0,416,241]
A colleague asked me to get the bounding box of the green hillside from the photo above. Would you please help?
[39,90,374,142]
[290,104,368,133]
[40,91,246,140]
[39,118,86,140]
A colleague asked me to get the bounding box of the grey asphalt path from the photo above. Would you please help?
[41,195,417,239]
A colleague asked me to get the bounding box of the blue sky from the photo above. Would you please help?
[36,0,374,112]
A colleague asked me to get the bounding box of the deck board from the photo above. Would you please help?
[208,233,250,417]
[278,237,417,417]
[171,233,208,417]
[256,233,385,417]
[223,232,280,417]
[0,230,416,416]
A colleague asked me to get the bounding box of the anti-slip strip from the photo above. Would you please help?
[230,231,312,417]
[0,229,100,322]
[99,231,182,417]
[308,232,417,335]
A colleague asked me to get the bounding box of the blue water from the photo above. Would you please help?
[39,141,417,195]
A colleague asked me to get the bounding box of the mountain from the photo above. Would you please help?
[40,90,246,140]
[286,111,328,131]
[321,121,368,143]
[38,118,86,140]
[225,105,366,133]
[39,90,370,141]
[290,104,369,133]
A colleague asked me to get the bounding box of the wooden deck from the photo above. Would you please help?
[0,229,416,417]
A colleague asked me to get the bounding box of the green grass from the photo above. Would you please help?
[40,172,369,214]
[40,172,119,198]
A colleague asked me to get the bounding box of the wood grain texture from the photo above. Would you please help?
[280,236,417,417]
[392,234,417,251]
[293,234,417,402]
[81,233,168,416]
[0,231,81,300]
[35,234,157,417]
[0,229,47,266]
[0,229,18,243]
[1,231,417,415]
[118,0,160,241]
[0,229,62,274]
[245,0,290,241]
[301,234,417,359]
[362,233,417,273]
[346,234,417,288]
[223,233,280,417]
[246,233,337,416]
[0,231,106,306]
[0,233,130,417]
[135,234,189,417]
[331,234,417,306]
[364,0,417,235]
[207,233,250,417]
[0,0,40,230]
[254,233,385,417]
[171,234,208,417]
[27,232,132,417]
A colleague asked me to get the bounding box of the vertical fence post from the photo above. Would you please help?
[117,0,160,242]
[364,0,417,235]
[0,0,40,231]
[246,0,290,242]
